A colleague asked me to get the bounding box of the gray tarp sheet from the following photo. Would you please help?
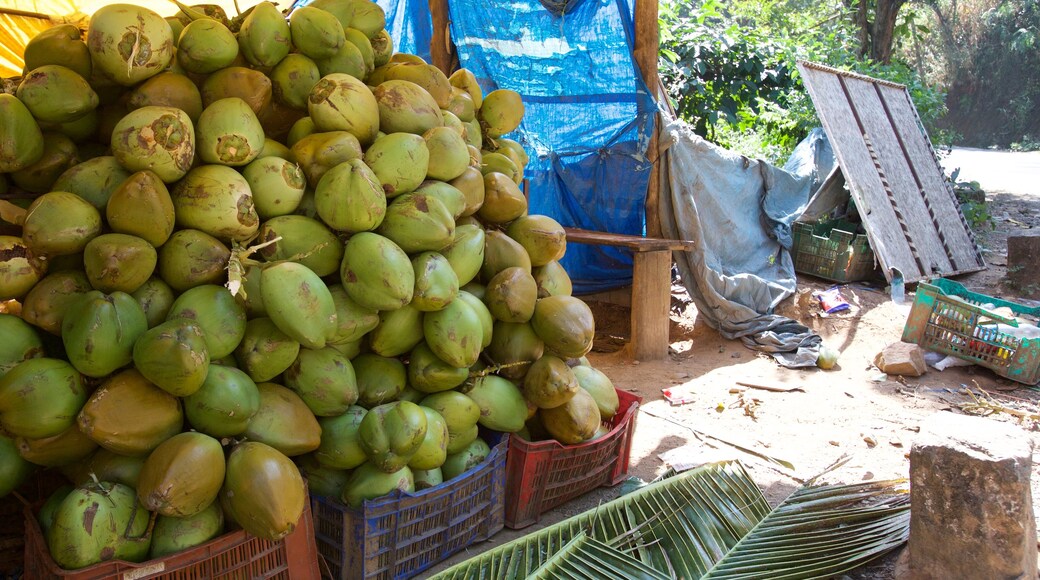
[658,120,837,367]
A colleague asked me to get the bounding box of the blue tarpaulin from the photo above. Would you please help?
[447,0,657,293]
[373,0,431,64]
[300,0,657,293]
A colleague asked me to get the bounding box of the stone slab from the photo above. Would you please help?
[1008,234,1040,298]
[902,412,1036,580]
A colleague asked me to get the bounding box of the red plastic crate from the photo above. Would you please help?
[1,469,69,577]
[504,388,641,529]
[22,493,320,579]
[310,431,507,580]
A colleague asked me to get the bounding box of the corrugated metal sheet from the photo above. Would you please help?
[798,61,985,283]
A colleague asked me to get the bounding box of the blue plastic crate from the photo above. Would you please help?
[310,432,507,580]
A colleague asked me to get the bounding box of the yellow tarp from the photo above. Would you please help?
[0,0,270,77]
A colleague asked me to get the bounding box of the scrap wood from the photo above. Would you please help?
[959,388,1040,422]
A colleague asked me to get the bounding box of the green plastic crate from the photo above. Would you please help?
[902,278,1040,384]
[792,219,877,283]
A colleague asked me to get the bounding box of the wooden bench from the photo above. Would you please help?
[564,227,695,361]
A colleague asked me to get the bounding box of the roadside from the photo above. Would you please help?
[431,147,1040,577]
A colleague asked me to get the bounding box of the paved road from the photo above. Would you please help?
[943,147,1040,196]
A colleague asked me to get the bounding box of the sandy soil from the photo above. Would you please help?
[430,147,1040,577]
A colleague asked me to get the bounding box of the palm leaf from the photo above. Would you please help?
[428,461,909,580]
[701,480,910,580]
[529,531,671,580]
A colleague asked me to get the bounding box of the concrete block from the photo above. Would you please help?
[874,342,927,377]
[1007,235,1040,297]
[901,412,1036,580]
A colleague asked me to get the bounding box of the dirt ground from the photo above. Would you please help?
[431,147,1040,577]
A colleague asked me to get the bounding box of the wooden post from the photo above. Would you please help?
[428,0,454,74]
[633,0,661,238]
[627,250,672,360]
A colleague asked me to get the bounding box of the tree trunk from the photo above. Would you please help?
[871,0,908,63]
[852,0,870,59]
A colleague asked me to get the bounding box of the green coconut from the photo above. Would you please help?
[0,313,45,373]
[368,303,425,358]
[137,431,225,517]
[256,215,344,277]
[261,262,337,350]
[183,365,260,437]
[459,375,527,433]
[243,155,307,219]
[82,233,157,294]
[353,353,407,408]
[133,318,210,397]
[315,405,368,469]
[22,23,91,79]
[423,298,483,368]
[105,170,176,248]
[238,0,292,68]
[531,295,596,359]
[283,347,359,417]
[271,53,322,110]
[165,284,246,360]
[234,317,301,383]
[0,237,47,301]
[0,358,87,439]
[485,321,544,380]
[244,383,322,457]
[484,266,538,323]
[222,441,306,540]
[77,368,183,456]
[62,290,147,378]
[87,4,173,86]
[372,79,443,135]
[340,232,415,311]
[21,191,102,258]
[315,158,386,233]
[358,401,428,473]
[195,97,265,167]
[410,252,459,312]
[0,94,43,172]
[176,18,238,74]
[157,229,231,292]
[308,73,380,144]
[110,106,194,183]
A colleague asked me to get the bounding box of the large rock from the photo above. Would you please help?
[1007,234,1040,298]
[874,342,926,377]
[900,412,1036,580]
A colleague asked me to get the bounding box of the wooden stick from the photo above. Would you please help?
[735,380,805,393]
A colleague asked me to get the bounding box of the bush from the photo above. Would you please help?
[659,0,949,163]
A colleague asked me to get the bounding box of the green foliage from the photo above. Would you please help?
[914,0,1040,148]
[948,168,993,231]
[659,0,949,163]
[1010,136,1040,152]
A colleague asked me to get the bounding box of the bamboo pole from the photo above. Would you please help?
[633,0,661,237]
[428,0,454,74]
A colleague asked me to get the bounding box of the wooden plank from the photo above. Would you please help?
[841,76,954,275]
[799,66,919,281]
[627,250,672,361]
[878,85,984,272]
[564,227,694,252]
